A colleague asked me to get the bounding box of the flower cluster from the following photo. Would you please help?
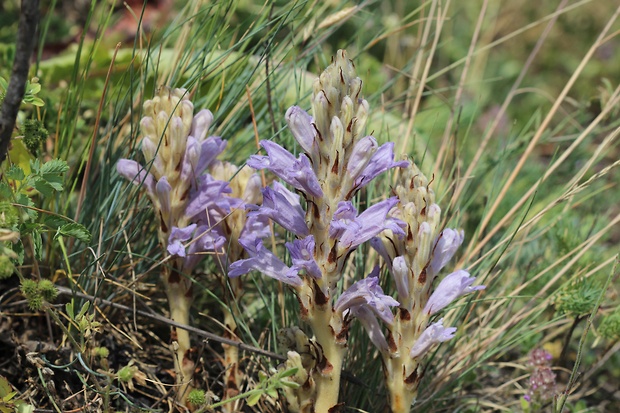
[524,348,557,404]
[229,50,408,412]
[368,163,484,413]
[117,87,265,405]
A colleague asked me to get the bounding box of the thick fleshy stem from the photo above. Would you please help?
[165,262,195,401]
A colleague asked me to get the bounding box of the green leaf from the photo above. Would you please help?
[5,165,25,181]
[0,376,12,397]
[40,174,64,192]
[40,159,69,175]
[246,392,262,406]
[0,182,12,198]
[77,301,90,318]
[26,82,41,95]
[266,388,278,398]
[15,194,37,221]
[11,240,24,265]
[278,367,298,378]
[32,177,55,197]
[56,223,91,243]
[28,97,44,107]
[0,77,7,91]
[65,300,75,319]
[15,400,35,413]
[31,230,42,260]
[43,214,68,229]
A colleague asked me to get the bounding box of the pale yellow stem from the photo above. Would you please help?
[165,267,195,406]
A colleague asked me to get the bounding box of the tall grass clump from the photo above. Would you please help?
[0,0,618,412]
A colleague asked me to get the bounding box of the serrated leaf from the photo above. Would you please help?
[5,165,25,181]
[56,223,91,243]
[40,174,63,192]
[0,376,12,397]
[15,194,37,221]
[11,240,24,265]
[246,392,262,406]
[32,178,55,197]
[40,159,69,175]
[43,215,68,229]
[0,183,11,198]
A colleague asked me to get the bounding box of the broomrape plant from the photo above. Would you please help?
[117,87,266,405]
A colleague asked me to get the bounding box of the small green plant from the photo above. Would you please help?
[0,375,34,413]
[554,277,601,318]
[0,76,44,107]
[599,307,620,341]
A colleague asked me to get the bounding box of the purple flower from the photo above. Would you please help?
[335,267,399,325]
[184,175,233,221]
[190,109,214,142]
[250,183,309,237]
[350,142,409,192]
[350,305,389,352]
[285,106,317,156]
[346,136,378,179]
[156,176,172,215]
[410,319,456,358]
[168,224,197,257]
[330,197,405,251]
[429,228,464,278]
[238,213,271,246]
[286,236,321,279]
[168,224,227,271]
[228,238,303,287]
[423,270,485,315]
[247,140,323,198]
[391,256,410,302]
[116,159,155,197]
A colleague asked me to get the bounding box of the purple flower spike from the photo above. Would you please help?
[333,197,405,251]
[423,270,485,315]
[168,224,198,257]
[117,159,155,197]
[229,238,303,287]
[335,267,399,325]
[248,141,323,198]
[252,183,309,237]
[286,106,317,156]
[351,142,409,192]
[410,318,456,358]
[429,228,465,278]
[286,236,321,279]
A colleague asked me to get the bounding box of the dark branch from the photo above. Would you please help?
[0,0,40,164]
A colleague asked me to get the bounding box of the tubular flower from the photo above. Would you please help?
[424,270,486,315]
